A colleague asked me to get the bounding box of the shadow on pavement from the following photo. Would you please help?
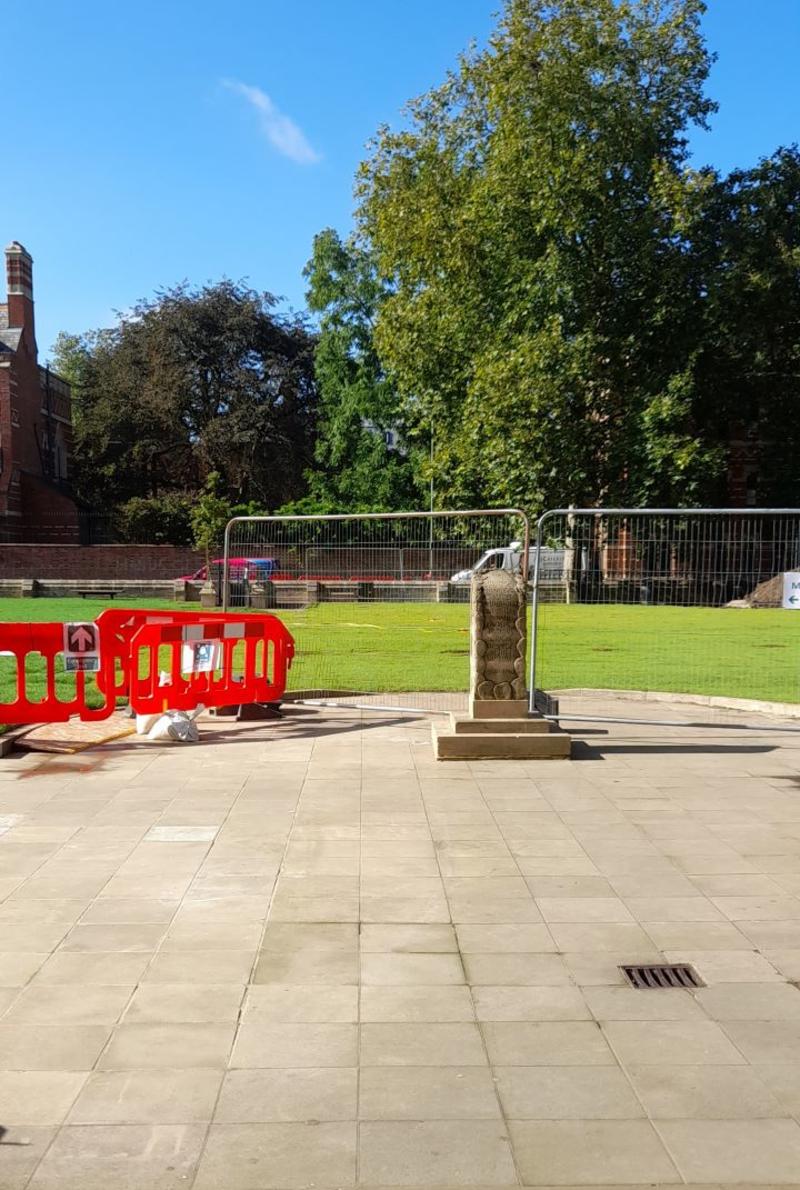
[572,739,777,759]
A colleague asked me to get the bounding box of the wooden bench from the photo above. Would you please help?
[77,589,117,599]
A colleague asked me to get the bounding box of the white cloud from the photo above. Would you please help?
[224,80,320,165]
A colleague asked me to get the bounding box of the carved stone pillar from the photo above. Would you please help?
[431,566,572,758]
[469,569,527,718]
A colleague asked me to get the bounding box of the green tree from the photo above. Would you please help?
[113,493,195,545]
[687,146,800,504]
[357,0,722,511]
[295,228,420,512]
[52,280,317,516]
[48,331,90,391]
[191,472,234,571]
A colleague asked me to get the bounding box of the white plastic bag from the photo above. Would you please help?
[135,675,183,737]
[145,702,206,744]
[134,673,175,735]
[135,712,162,736]
[146,710,199,743]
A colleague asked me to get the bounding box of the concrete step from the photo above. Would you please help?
[449,714,551,734]
[471,698,529,719]
[432,723,572,760]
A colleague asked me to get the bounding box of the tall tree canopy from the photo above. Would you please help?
[686,146,800,505]
[53,0,800,530]
[52,281,317,524]
[291,228,419,513]
[357,0,724,510]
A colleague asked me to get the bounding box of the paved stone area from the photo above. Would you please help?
[1,699,800,1187]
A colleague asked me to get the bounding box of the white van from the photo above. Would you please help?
[450,542,568,584]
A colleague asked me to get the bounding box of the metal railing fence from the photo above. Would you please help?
[529,508,800,720]
[223,509,529,713]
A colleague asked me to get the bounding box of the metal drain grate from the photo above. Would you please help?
[621,964,702,989]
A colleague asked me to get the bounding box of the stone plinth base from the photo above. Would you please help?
[433,712,572,760]
[470,698,529,719]
[449,715,552,734]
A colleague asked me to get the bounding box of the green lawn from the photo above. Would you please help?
[0,597,797,714]
[533,604,800,704]
[280,601,472,694]
[0,598,192,626]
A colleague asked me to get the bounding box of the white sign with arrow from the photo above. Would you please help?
[63,621,101,672]
[782,573,800,610]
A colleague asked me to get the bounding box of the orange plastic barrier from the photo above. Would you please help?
[0,610,294,725]
[127,614,294,714]
[0,620,115,724]
[94,608,257,702]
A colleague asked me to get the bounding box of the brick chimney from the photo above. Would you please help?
[5,242,35,345]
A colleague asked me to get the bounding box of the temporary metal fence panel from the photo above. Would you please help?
[223,510,529,713]
[529,508,800,727]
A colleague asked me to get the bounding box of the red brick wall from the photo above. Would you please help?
[17,474,80,541]
[0,365,12,515]
[1,244,80,533]
[9,325,47,484]
[0,544,203,580]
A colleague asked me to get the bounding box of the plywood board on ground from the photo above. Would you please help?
[14,710,136,753]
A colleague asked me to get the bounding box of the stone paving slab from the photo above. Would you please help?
[1,700,800,1186]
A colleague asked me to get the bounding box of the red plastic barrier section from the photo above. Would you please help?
[127,614,294,715]
[94,609,261,702]
[0,621,116,724]
[0,610,294,725]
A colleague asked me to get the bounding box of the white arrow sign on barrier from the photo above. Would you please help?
[782,573,800,609]
[63,621,101,672]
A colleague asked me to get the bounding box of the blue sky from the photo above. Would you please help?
[3,0,798,359]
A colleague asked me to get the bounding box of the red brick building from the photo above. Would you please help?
[0,241,79,541]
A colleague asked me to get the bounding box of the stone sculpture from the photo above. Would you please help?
[470,568,527,703]
[432,564,571,756]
